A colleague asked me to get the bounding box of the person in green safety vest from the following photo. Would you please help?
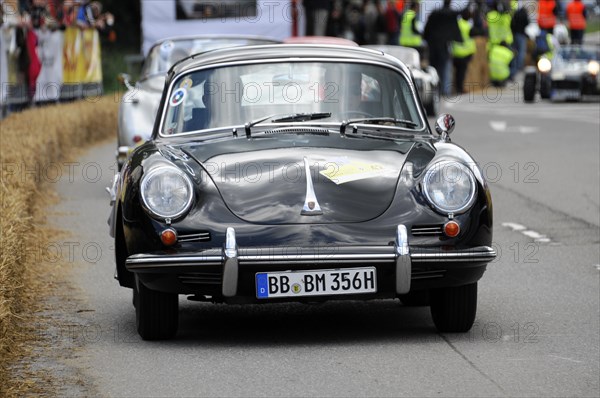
[489,41,514,86]
[486,0,513,46]
[534,30,555,61]
[452,9,476,94]
[510,0,518,12]
[399,1,423,49]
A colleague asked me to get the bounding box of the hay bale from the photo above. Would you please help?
[464,37,490,91]
[0,97,117,396]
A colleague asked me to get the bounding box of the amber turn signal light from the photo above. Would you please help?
[444,221,460,237]
[161,228,178,246]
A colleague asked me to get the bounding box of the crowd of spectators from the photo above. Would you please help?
[303,0,588,94]
[0,0,113,31]
[1,0,113,105]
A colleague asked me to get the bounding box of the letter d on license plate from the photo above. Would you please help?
[256,267,377,299]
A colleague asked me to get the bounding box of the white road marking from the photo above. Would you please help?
[490,121,507,131]
[595,264,600,272]
[502,222,527,231]
[447,94,600,125]
[517,126,540,134]
[489,121,539,134]
[522,230,550,243]
[502,222,552,243]
[548,355,584,364]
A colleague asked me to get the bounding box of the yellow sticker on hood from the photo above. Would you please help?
[320,161,396,185]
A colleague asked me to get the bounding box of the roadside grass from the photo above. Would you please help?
[586,15,600,34]
[0,97,117,396]
[102,44,142,94]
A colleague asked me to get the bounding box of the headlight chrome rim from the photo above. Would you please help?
[422,160,477,215]
[140,165,194,221]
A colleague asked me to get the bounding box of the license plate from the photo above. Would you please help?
[552,89,580,100]
[256,267,377,299]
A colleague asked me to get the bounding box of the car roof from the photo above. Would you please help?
[147,35,282,52]
[169,44,412,77]
[283,36,359,46]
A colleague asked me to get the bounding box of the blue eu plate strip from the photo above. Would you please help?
[256,273,269,298]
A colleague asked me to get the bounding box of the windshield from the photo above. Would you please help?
[141,38,277,78]
[558,46,600,61]
[161,61,424,135]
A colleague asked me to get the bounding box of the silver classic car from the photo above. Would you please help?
[364,45,440,116]
[524,44,600,102]
[117,35,280,168]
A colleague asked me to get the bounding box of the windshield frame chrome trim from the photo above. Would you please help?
[157,57,430,139]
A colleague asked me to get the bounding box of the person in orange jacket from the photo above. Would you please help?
[538,0,558,35]
[566,0,587,45]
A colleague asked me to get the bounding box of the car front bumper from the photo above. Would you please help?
[550,74,600,100]
[125,225,496,299]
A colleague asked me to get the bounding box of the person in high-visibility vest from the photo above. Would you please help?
[487,1,513,46]
[538,0,557,35]
[452,10,476,94]
[489,41,514,86]
[399,1,423,48]
[566,0,587,45]
[535,30,555,60]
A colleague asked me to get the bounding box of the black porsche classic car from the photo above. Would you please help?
[107,44,496,340]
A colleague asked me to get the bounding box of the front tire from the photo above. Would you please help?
[540,75,551,99]
[523,72,537,103]
[135,276,179,340]
[430,283,477,332]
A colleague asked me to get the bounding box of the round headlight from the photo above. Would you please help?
[588,60,599,76]
[537,58,552,73]
[422,161,477,215]
[140,166,194,220]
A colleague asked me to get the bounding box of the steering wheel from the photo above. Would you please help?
[340,110,375,119]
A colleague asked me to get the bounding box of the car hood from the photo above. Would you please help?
[176,134,419,224]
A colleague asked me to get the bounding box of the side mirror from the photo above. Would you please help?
[435,113,455,142]
[117,73,134,90]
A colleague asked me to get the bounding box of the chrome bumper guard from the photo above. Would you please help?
[125,225,496,298]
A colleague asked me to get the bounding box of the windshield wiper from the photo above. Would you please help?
[340,117,418,135]
[271,112,332,123]
[244,114,278,137]
[244,112,332,138]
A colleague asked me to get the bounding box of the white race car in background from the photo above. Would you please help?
[524,45,600,102]
[364,45,440,116]
[117,35,280,168]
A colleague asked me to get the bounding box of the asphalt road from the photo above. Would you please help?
[40,89,599,397]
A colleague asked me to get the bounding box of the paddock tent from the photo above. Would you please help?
[141,0,294,55]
